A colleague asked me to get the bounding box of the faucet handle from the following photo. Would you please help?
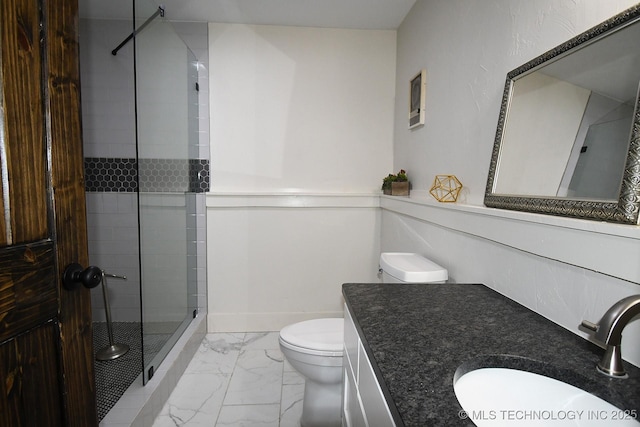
[580,320,598,332]
[582,294,640,378]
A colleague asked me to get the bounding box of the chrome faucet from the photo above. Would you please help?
[581,294,640,377]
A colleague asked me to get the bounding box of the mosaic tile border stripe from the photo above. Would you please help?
[85,158,137,193]
[84,157,209,193]
[189,159,210,193]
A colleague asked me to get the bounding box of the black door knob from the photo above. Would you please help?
[63,263,102,290]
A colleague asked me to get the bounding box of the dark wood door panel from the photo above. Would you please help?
[0,0,49,245]
[0,186,6,245]
[0,321,63,427]
[0,241,57,343]
[47,0,97,424]
[0,0,96,424]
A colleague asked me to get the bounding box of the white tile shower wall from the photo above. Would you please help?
[81,18,139,323]
[177,22,209,318]
[86,193,141,322]
[195,196,207,318]
[134,21,210,323]
[170,22,210,160]
[81,19,209,324]
[176,20,209,322]
[140,194,189,323]
[136,21,189,161]
[186,193,207,314]
[79,19,136,159]
[80,11,208,427]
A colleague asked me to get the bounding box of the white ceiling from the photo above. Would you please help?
[80,0,416,30]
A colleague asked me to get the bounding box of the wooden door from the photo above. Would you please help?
[0,0,97,425]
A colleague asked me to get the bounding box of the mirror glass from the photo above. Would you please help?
[484,5,640,224]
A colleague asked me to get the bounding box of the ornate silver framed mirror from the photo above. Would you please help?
[484,4,640,224]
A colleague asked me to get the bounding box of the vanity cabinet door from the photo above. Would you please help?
[343,304,364,426]
[343,364,367,427]
[344,304,359,378]
[358,344,395,427]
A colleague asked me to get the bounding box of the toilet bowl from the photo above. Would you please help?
[279,318,344,427]
[279,252,447,427]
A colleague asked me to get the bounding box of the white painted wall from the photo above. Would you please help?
[208,23,396,192]
[205,2,640,369]
[388,0,640,367]
[393,0,640,204]
[207,195,380,331]
[206,24,396,331]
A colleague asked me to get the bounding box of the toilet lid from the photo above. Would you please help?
[379,252,448,283]
[279,318,343,353]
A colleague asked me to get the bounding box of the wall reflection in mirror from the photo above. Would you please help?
[485,4,640,224]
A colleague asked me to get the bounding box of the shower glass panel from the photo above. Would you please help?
[79,0,142,420]
[133,0,199,383]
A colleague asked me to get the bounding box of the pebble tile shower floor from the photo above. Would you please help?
[93,322,171,421]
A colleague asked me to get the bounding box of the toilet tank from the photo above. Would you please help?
[379,252,448,283]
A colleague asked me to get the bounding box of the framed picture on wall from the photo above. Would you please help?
[409,69,426,129]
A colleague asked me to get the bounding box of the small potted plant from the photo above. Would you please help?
[381,169,409,196]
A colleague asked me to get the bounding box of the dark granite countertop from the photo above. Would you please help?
[342,283,640,427]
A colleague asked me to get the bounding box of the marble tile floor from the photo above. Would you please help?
[152,332,305,426]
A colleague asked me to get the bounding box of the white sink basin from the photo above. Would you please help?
[454,368,639,426]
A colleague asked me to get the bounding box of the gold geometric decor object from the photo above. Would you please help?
[429,175,463,202]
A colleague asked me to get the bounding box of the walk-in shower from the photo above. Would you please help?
[79,0,208,421]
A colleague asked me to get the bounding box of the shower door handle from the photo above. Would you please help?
[62,263,103,290]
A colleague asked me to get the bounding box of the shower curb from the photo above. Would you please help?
[98,314,206,427]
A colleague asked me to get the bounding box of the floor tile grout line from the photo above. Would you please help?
[214,332,245,426]
[279,347,285,426]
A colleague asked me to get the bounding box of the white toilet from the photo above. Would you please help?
[278,252,447,427]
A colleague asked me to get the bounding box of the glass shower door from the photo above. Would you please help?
[133,0,199,383]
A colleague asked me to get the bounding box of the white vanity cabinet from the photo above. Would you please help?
[343,304,396,427]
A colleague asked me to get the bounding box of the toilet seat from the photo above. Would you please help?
[279,318,343,357]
